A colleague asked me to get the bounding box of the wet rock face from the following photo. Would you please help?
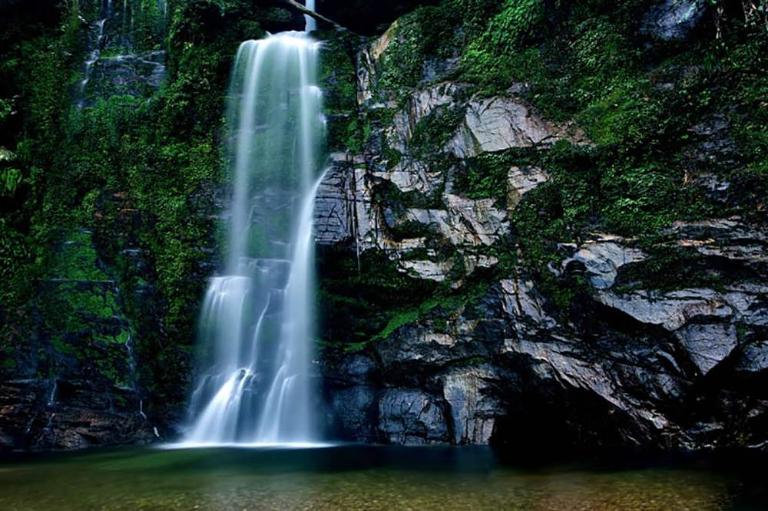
[0,230,158,452]
[641,0,709,41]
[0,1,170,452]
[0,380,154,451]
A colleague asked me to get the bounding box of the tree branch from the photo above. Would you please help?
[282,0,350,32]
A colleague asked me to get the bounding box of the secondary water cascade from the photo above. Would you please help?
[182,16,326,446]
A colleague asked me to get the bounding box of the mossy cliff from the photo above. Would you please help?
[1,0,767,452]
[315,0,768,449]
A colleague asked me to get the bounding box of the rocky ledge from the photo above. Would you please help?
[320,218,768,450]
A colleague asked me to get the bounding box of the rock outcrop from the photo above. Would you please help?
[321,220,768,449]
[315,22,768,453]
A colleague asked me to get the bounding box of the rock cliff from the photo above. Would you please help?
[314,1,768,451]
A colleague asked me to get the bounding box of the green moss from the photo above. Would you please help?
[1,356,16,371]
[460,0,546,93]
[410,105,466,158]
[318,248,439,349]
[578,78,665,148]
[371,280,490,341]
[375,309,421,340]
[454,150,525,204]
[319,30,359,115]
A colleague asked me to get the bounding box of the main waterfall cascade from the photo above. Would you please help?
[181,27,326,446]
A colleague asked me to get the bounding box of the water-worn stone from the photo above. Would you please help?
[735,342,768,374]
[315,160,358,245]
[675,323,738,375]
[398,258,454,281]
[597,288,732,331]
[403,194,509,247]
[668,218,768,267]
[388,82,465,154]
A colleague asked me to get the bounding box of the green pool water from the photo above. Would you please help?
[0,445,764,510]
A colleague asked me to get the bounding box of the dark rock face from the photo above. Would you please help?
[321,230,768,449]
[641,0,709,41]
[0,379,154,451]
[0,230,158,452]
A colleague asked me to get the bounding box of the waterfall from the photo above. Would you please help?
[305,0,317,31]
[181,31,326,447]
[77,18,106,108]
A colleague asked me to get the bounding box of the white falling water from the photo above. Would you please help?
[77,18,107,108]
[305,0,317,32]
[181,29,326,447]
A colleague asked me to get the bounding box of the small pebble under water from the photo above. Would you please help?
[0,445,764,511]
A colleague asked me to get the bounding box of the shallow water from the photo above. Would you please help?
[0,445,765,510]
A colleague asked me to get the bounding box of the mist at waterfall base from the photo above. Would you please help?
[174,31,327,448]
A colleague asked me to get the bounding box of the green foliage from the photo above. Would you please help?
[318,248,438,349]
[578,79,665,148]
[371,278,491,342]
[461,0,546,91]
[410,105,465,158]
[454,151,521,203]
[0,98,10,123]
[0,219,31,303]
[0,167,21,195]
[318,30,360,151]
[377,7,452,92]
[470,0,544,55]
[319,31,359,114]
[0,0,261,402]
